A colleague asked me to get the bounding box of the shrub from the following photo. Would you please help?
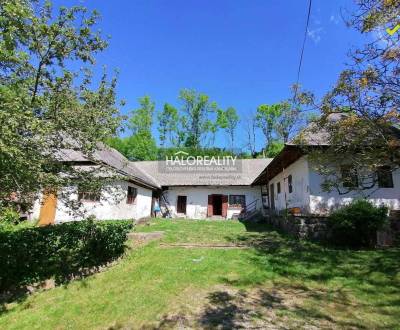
[327,199,388,247]
[0,207,20,227]
[0,219,133,291]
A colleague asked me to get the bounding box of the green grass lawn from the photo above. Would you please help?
[0,219,399,329]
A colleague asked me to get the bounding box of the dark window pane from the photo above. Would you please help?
[288,175,293,193]
[228,195,246,208]
[341,166,358,188]
[127,186,137,204]
[277,182,281,194]
[377,166,394,188]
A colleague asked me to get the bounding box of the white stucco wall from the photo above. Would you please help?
[308,166,400,214]
[164,186,262,219]
[268,156,311,213]
[267,155,400,214]
[31,180,153,223]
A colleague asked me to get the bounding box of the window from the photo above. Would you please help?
[377,166,394,188]
[288,175,293,193]
[341,166,358,188]
[127,186,137,204]
[229,195,246,208]
[78,191,101,202]
[277,182,281,194]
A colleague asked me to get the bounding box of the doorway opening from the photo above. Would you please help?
[176,195,187,214]
[212,194,222,216]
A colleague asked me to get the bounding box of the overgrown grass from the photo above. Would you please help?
[0,219,398,329]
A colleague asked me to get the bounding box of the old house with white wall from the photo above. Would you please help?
[32,115,399,224]
[32,146,160,225]
[253,119,400,215]
[135,159,271,219]
[32,146,272,223]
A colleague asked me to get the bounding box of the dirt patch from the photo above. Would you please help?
[128,231,164,243]
[149,284,360,330]
[159,243,249,249]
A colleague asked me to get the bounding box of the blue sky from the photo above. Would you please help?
[55,0,364,151]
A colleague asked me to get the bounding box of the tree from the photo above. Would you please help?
[0,0,121,211]
[275,100,300,143]
[302,0,400,194]
[157,103,178,147]
[179,89,218,148]
[129,95,154,135]
[243,114,257,158]
[255,104,282,151]
[217,107,239,150]
[116,95,158,160]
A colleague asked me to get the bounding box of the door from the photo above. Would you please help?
[269,184,275,210]
[39,190,57,225]
[212,195,222,216]
[207,195,213,217]
[176,195,187,214]
[221,195,228,218]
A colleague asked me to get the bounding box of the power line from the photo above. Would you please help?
[294,0,312,102]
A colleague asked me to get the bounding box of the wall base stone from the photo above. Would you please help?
[265,214,328,241]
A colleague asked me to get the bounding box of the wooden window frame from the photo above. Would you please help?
[127,186,137,204]
[341,166,359,188]
[377,166,394,188]
[288,175,293,194]
[228,195,246,208]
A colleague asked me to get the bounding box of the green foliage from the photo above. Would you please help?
[157,147,251,159]
[0,219,399,328]
[129,96,155,135]
[0,219,133,290]
[107,133,158,161]
[327,200,388,247]
[0,207,20,227]
[217,107,239,149]
[178,89,218,148]
[0,0,121,209]
[264,140,284,158]
[306,0,400,186]
[158,103,179,147]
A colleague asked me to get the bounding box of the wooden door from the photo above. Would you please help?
[177,195,187,214]
[207,195,213,217]
[39,190,57,225]
[269,184,275,210]
[221,195,228,218]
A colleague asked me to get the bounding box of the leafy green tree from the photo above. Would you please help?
[217,107,239,150]
[301,0,400,193]
[129,96,155,135]
[157,103,178,147]
[179,89,218,148]
[255,104,282,150]
[0,0,121,210]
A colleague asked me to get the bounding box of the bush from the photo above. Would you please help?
[0,207,20,227]
[327,200,388,247]
[0,219,133,291]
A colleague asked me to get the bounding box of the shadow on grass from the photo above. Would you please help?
[218,221,400,328]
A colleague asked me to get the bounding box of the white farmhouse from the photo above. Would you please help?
[31,146,160,225]
[135,159,271,219]
[32,121,399,224]
[253,117,400,215]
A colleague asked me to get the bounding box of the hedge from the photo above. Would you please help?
[0,219,133,291]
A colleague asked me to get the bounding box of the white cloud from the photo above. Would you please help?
[307,27,324,43]
[330,14,340,25]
